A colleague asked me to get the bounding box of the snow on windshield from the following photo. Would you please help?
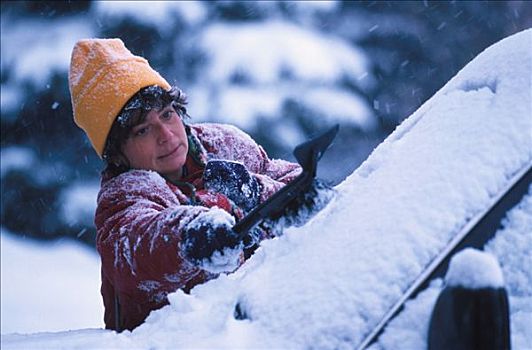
[373,187,532,349]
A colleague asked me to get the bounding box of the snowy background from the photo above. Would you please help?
[1,229,103,334]
[1,1,531,348]
[2,27,531,349]
[2,1,531,246]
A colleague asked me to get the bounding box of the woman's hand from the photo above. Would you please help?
[181,208,244,273]
[203,160,261,212]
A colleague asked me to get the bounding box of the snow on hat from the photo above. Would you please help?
[69,38,171,157]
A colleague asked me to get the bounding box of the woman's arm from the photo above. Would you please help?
[254,145,302,201]
[95,170,214,298]
[192,123,302,201]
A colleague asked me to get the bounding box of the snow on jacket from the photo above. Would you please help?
[95,123,301,331]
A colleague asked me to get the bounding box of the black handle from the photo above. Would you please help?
[233,124,339,237]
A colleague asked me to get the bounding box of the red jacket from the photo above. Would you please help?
[95,123,301,331]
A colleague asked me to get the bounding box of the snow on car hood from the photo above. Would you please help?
[3,29,531,350]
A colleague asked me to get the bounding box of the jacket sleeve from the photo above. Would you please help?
[95,170,214,300]
[194,123,302,202]
[253,145,302,201]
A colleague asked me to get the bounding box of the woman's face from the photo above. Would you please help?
[121,105,188,182]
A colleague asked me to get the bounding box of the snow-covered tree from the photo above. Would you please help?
[1,0,530,245]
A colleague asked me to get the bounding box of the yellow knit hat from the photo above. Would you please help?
[69,38,171,157]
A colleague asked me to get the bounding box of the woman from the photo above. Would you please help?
[69,38,332,332]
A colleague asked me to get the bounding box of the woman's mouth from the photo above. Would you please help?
[158,145,180,160]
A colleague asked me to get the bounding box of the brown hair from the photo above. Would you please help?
[102,85,189,175]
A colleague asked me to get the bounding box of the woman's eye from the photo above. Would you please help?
[162,110,175,120]
[134,127,149,137]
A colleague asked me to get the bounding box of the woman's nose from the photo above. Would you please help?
[157,125,173,144]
